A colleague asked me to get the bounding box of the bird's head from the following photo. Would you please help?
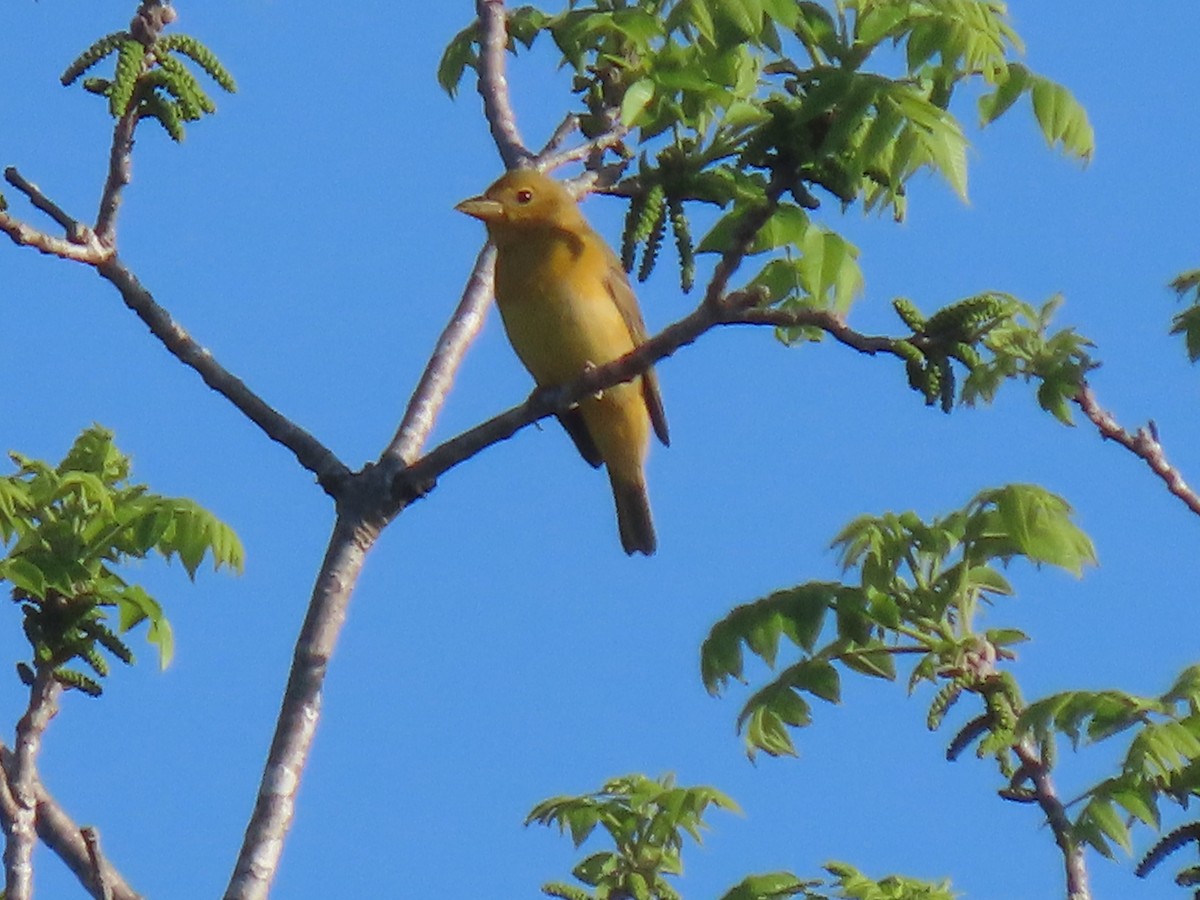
[455,169,586,242]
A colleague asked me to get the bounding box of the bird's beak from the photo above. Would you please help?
[455,196,504,222]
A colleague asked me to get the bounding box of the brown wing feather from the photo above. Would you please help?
[602,247,670,447]
[557,409,603,468]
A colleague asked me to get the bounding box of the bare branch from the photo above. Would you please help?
[737,305,896,354]
[224,514,377,900]
[5,168,350,490]
[1074,382,1200,517]
[475,0,531,168]
[385,245,498,464]
[537,125,631,174]
[3,670,61,900]
[1,168,113,263]
[1012,739,1091,900]
[95,111,139,246]
[0,746,142,900]
[538,114,580,158]
[95,256,352,492]
[4,167,83,234]
[0,211,111,263]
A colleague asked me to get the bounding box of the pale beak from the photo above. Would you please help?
[455,196,504,222]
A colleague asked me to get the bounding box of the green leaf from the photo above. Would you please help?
[698,202,810,255]
[795,226,864,312]
[988,484,1097,575]
[741,698,802,758]
[701,583,837,693]
[965,564,1012,595]
[713,0,763,42]
[1079,797,1132,854]
[1111,785,1160,829]
[573,852,616,886]
[854,5,908,48]
[436,25,477,97]
[893,89,969,199]
[1030,76,1095,161]
[718,871,815,900]
[985,627,1028,647]
[146,614,174,670]
[620,78,655,127]
[979,61,1030,125]
[1169,305,1200,362]
[837,646,896,680]
[1,557,47,599]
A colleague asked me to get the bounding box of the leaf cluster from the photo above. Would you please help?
[440,1,1091,319]
[61,28,236,142]
[527,773,741,899]
[0,426,243,694]
[1019,668,1200,869]
[530,774,955,899]
[959,295,1096,424]
[700,483,1095,758]
[1169,268,1200,363]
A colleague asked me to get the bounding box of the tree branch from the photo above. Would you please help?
[224,513,377,900]
[3,670,61,900]
[385,244,498,464]
[94,256,351,492]
[95,107,139,247]
[1,167,113,263]
[0,746,142,900]
[537,124,630,174]
[400,288,763,496]
[0,212,109,263]
[475,0,531,169]
[5,167,84,235]
[1012,739,1091,900]
[1074,382,1200,517]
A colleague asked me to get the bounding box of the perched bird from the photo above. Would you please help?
[456,168,670,555]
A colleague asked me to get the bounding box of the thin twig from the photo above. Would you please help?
[3,669,62,900]
[224,513,376,900]
[1074,382,1200,517]
[3,167,350,491]
[537,114,580,158]
[1012,739,1091,900]
[475,0,531,169]
[95,256,351,492]
[385,244,498,464]
[5,167,82,234]
[537,127,631,173]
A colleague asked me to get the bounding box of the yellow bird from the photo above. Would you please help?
[456,169,670,555]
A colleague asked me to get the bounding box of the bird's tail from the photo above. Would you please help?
[611,472,656,556]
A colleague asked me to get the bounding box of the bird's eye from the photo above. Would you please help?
[515,189,534,204]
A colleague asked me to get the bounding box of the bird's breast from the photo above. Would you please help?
[494,236,636,388]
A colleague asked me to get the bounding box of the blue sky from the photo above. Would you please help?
[3,2,1199,898]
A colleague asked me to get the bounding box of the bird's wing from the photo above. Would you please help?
[603,247,670,447]
[557,409,603,468]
